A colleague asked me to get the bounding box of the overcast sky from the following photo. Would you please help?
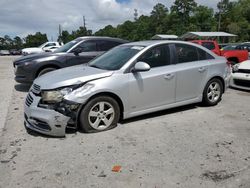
[0,0,220,40]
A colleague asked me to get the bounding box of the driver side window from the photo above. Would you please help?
[138,45,171,68]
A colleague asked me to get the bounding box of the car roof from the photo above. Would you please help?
[77,36,128,43]
[122,40,198,47]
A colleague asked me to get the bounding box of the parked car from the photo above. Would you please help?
[0,50,10,56]
[235,43,250,56]
[22,42,62,55]
[191,40,249,65]
[24,40,231,136]
[221,44,237,51]
[14,36,128,83]
[230,60,250,90]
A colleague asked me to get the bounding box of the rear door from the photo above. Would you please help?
[174,43,212,102]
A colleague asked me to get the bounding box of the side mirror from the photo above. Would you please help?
[132,61,150,72]
[73,48,82,56]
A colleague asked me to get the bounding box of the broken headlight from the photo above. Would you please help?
[41,85,80,103]
[232,64,240,73]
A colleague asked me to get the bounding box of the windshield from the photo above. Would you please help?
[89,45,144,70]
[54,39,81,53]
[38,43,45,48]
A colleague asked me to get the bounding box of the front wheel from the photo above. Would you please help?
[79,96,120,133]
[202,78,223,106]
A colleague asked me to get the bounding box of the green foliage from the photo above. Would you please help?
[94,0,250,42]
[24,32,48,47]
[58,26,92,43]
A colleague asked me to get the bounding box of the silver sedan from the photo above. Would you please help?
[24,40,231,136]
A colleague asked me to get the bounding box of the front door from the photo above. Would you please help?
[128,44,176,114]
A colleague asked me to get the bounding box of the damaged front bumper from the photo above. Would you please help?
[24,91,80,137]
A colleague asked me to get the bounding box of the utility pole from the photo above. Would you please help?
[134,9,138,21]
[218,0,223,31]
[83,16,86,29]
[58,24,62,42]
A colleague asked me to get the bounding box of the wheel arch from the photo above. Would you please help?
[35,62,61,78]
[205,76,225,93]
[78,91,125,121]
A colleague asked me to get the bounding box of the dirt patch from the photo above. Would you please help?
[201,170,235,182]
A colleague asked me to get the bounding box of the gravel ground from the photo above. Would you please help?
[0,56,250,188]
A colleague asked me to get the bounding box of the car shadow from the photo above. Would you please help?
[120,103,198,125]
[26,103,200,138]
[14,84,31,92]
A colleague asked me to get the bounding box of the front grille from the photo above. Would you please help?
[238,69,250,74]
[25,93,34,107]
[32,84,41,94]
[234,79,250,88]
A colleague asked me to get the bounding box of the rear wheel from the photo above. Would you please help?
[37,67,57,77]
[79,96,120,133]
[202,78,223,106]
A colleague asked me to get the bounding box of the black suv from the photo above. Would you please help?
[13,36,128,83]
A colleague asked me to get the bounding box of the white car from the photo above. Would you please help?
[44,46,60,52]
[230,60,250,90]
[22,42,62,55]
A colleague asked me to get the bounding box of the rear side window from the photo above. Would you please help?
[197,48,215,60]
[98,41,122,51]
[77,41,97,52]
[175,44,199,63]
[138,45,171,68]
[201,42,215,50]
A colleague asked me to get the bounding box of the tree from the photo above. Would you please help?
[95,25,117,37]
[13,36,23,49]
[171,0,197,25]
[24,32,48,47]
[193,6,215,31]
[150,3,169,34]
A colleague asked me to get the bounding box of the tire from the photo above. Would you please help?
[79,96,120,133]
[202,78,223,106]
[37,67,57,77]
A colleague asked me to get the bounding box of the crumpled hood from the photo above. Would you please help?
[238,60,250,70]
[34,65,114,90]
[14,52,66,64]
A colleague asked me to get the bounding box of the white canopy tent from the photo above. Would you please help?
[151,34,178,40]
[180,32,237,41]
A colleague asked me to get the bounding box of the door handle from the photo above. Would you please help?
[198,67,206,73]
[164,74,174,80]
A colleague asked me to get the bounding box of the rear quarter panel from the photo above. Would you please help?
[203,56,230,93]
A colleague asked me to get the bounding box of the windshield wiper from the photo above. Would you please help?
[89,64,102,69]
